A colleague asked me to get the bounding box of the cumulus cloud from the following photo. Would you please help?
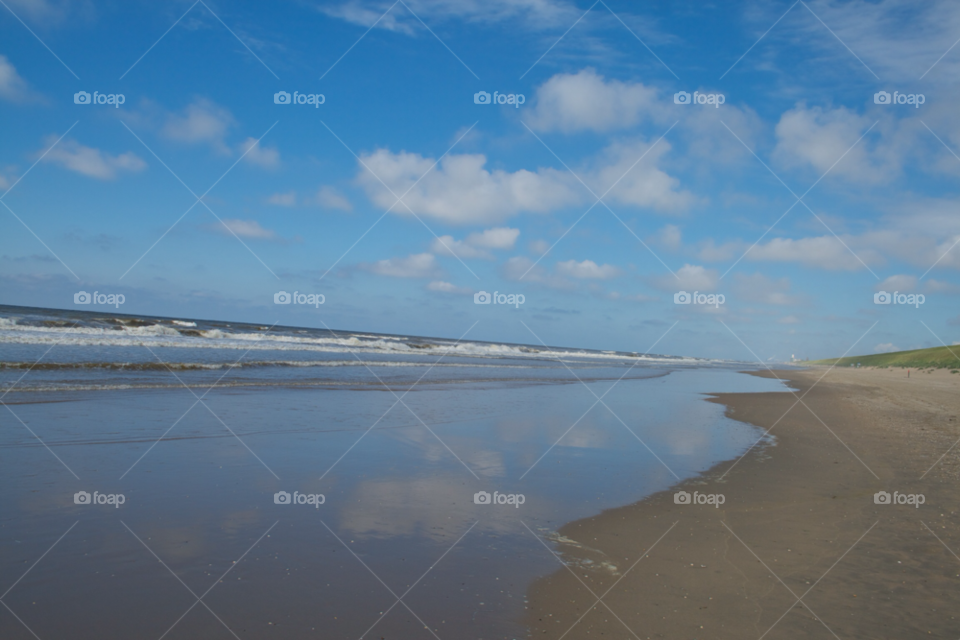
[874,342,901,353]
[431,227,519,259]
[876,274,917,292]
[587,138,697,213]
[362,253,440,278]
[556,259,620,279]
[773,104,894,183]
[357,149,576,224]
[162,98,235,153]
[0,56,38,103]
[213,219,277,240]
[431,236,491,259]
[465,227,519,249]
[502,256,621,289]
[529,239,550,256]
[237,137,279,168]
[41,137,146,180]
[267,191,296,206]
[527,69,664,133]
[427,280,472,294]
[650,264,719,292]
[745,236,879,270]
[658,224,681,250]
[501,256,575,290]
[734,273,801,305]
[315,186,352,211]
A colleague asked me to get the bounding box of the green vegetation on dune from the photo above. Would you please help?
[806,345,960,369]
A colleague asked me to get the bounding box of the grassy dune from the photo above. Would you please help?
[806,345,960,369]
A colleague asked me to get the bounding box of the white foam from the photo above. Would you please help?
[0,321,699,365]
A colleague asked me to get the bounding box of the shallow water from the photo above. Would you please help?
[0,306,790,639]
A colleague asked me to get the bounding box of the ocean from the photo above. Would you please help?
[0,305,789,639]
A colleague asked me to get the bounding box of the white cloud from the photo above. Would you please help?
[791,0,960,85]
[925,279,960,294]
[658,224,681,250]
[773,104,894,183]
[874,342,900,353]
[502,256,621,289]
[362,253,440,278]
[431,227,519,260]
[745,236,878,270]
[778,315,801,324]
[357,149,576,224]
[427,280,472,294]
[501,256,574,290]
[876,274,917,292]
[529,239,550,256]
[430,236,491,259]
[237,137,279,168]
[588,138,697,213]
[316,186,352,211]
[162,99,234,153]
[41,137,146,180]
[0,56,37,103]
[267,191,296,206]
[651,264,719,292]
[734,273,801,305]
[214,219,277,240]
[465,227,519,249]
[527,69,664,133]
[556,259,620,279]
[320,0,578,34]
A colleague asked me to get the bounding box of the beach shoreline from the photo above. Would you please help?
[524,367,960,639]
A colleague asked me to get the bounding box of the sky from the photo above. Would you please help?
[1,0,959,362]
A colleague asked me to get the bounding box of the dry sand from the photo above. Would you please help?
[525,367,960,639]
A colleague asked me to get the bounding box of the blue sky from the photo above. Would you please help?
[2,0,959,361]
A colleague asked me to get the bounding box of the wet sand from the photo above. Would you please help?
[525,367,960,639]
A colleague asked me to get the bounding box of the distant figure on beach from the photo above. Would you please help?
[908,369,910,378]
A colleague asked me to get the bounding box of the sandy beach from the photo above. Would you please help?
[525,367,960,639]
